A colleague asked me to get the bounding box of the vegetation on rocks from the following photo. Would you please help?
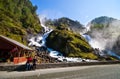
[89,16,117,31]
[45,17,85,33]
[0,0,42,45]
[46,29,97,59]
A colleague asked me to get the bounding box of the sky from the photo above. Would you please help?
[30,0,120,25]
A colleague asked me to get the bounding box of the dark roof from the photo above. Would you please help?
[0,35,32,51]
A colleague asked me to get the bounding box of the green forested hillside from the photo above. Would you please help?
[0,0,42,45]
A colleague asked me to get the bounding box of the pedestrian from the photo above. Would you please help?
[26,60,30,70]
[32,56,37,70]
[26,56,32,70]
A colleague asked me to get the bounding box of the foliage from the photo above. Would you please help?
[45,17,85,33]
[90,16,116,31]
[0,0,42,45]
[46,29,97,59]
[91,16,116,25]
[92,24,104,29]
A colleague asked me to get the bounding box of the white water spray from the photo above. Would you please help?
[83,20,120,58]
[28,16,66,61]
[28,16,52,47]
[40,16,50,33]
[28,16,96,62]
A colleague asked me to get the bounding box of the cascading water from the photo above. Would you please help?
[28,17,79,62]
[28,17,62,57]
[83,22,120,59]
[28,17,97,62]
[28,17,52,47]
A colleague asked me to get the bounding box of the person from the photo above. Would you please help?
[32,56,37,70]
[26,60,30,70]
[26,56,32,70]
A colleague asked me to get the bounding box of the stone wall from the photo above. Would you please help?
[0,61,120,71]
[36,61,120,69]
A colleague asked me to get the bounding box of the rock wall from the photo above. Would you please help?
[0,61,120,71]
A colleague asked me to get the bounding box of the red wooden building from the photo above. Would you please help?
[0,35,33,64]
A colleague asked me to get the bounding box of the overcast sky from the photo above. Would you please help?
[30,0,120,25]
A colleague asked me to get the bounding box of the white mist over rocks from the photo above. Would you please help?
[83,20,120,58]
[28,16,94,62]
[28,16,64,60]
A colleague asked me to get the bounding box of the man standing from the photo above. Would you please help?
[32,56,37,70]
[26,56,32,70]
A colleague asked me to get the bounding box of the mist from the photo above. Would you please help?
[87,20,120,52]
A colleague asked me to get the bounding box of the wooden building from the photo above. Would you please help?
[0,35,33,64]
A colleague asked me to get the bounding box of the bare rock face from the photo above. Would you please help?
[112,35,120,55]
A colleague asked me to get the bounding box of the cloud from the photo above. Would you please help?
[39,9,64,19]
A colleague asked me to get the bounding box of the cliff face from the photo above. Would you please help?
[0,0,42,45]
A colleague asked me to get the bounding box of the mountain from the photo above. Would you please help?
[91,16,116,25]
[45,17,85,33]
[0,0,42,45]
[87,16,119,37]
[45,17,98,59]
[87,16,120,58]
[1,0,117,60]
[87,16,117,32]
[0,0,97,59]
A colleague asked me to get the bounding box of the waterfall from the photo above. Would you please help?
[28,17,97,62]
[28,17,65,61]
[82,23,120,59]
[28,16,52,47]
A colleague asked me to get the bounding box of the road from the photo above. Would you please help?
[0,64,120,79]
